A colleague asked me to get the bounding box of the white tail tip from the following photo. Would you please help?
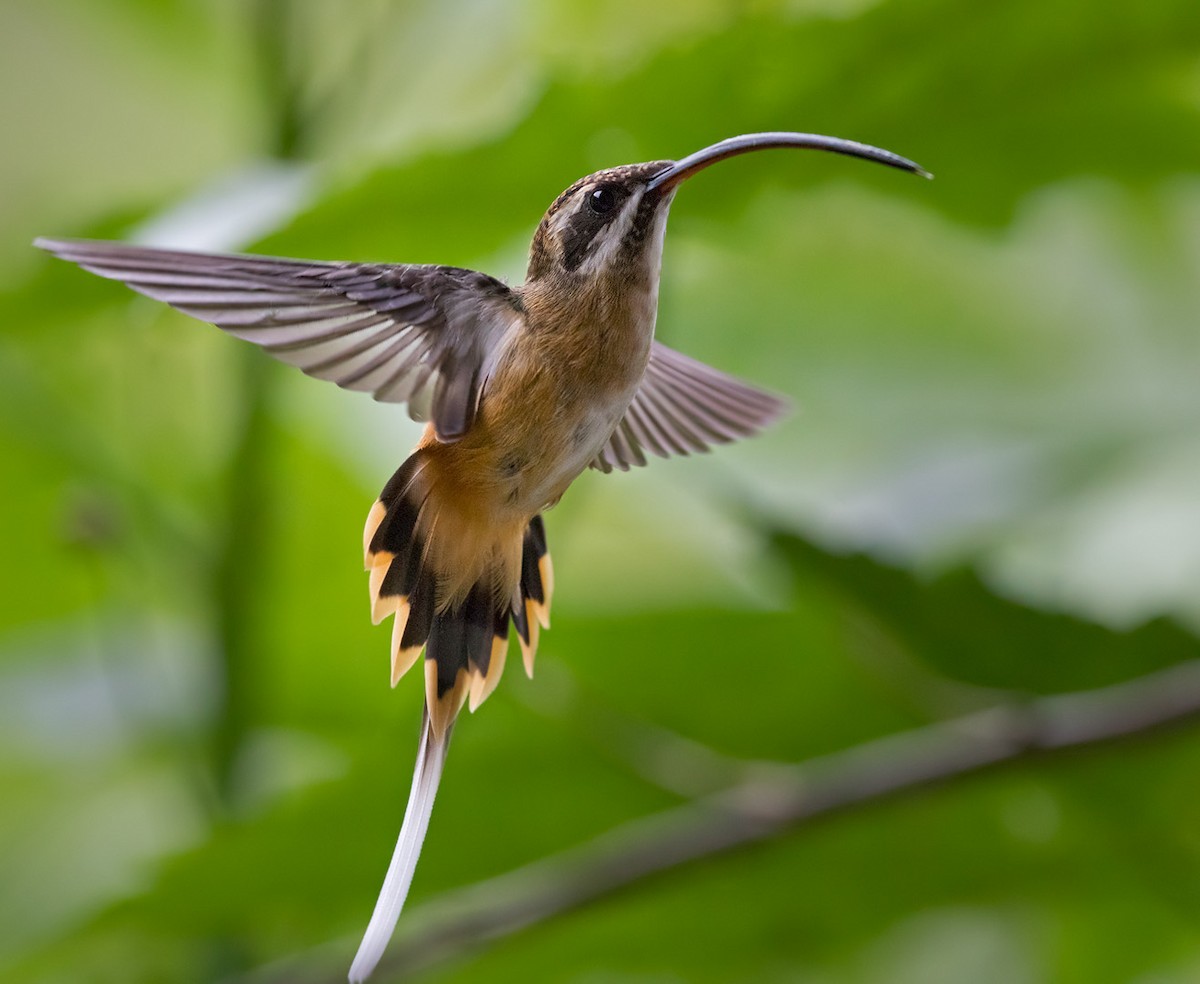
[348,711,451,982]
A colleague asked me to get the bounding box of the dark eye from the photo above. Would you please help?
[588,186,618,215]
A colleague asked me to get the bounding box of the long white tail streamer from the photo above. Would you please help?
[349,711,452,982]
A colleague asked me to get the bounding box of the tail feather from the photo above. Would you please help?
[469,614,510,711]
[514,514,553,678]
[348,709,451,983]
[349,451,557,978]
[388,601,420,687]
[423,583,491,735]
[363,453,555,706]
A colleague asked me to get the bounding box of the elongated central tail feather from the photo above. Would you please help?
[348,709,451,983]
[351,449,554,979]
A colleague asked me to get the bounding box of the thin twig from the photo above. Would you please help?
[248,658,1200,983]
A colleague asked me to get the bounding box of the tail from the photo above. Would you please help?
[349,449,553,980]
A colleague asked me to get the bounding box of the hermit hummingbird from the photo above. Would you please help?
[36,131,928,980]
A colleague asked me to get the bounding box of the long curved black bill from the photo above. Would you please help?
[646,131,931,193]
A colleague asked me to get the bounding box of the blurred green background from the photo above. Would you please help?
[4,0,1200,981]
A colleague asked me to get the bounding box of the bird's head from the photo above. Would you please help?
[523,132,929,289]
[524,160,675,287]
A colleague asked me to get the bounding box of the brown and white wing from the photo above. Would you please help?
[591,341,788,473]
[35,237,523,441]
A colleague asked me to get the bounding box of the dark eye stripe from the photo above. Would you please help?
[560,185,628,271]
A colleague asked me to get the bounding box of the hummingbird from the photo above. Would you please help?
[36,132,927,980]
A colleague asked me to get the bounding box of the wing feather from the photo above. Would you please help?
[592,341,788,472]
[35,237,522,441]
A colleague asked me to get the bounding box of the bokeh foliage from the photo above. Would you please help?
[3,1,1200,982]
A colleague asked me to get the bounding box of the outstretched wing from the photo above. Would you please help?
[591,341,788,473]
[35,237,524,441]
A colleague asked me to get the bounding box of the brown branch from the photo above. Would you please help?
[255,658,1200,983]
